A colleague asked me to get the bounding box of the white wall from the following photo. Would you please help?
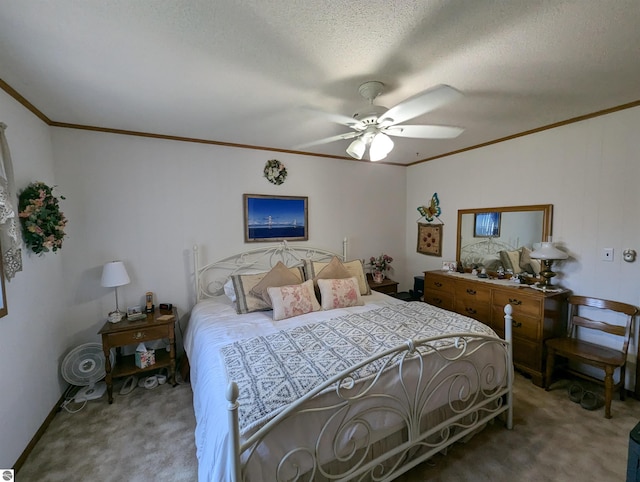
[0,91,67,466]
[405,105,640,380]
[50,127,408,369]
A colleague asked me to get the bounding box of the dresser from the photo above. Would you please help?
[423,270,569,387]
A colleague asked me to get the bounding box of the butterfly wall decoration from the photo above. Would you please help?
[417,193,442,223]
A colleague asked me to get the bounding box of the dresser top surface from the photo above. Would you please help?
[424,270,570,297]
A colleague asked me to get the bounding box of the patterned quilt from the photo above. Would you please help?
[221,302,496,433]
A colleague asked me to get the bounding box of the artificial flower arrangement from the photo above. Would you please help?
[18,181,67,255]
[264,159,287,185]
[369,253,393,273]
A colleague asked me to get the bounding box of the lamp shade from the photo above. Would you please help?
[346,138,366,160]
[529,242,568,260]
[101,261,130,288]
[369,133,394,161]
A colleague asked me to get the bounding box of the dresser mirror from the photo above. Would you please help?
[456,204,553,271]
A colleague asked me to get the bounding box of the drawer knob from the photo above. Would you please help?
[434,282,442,287]
[508,298,522,305]
[133,332,145,340]
[465,307,477,315]
[434,297,442,304]
[512,320,522,328]
[466,289,476,295]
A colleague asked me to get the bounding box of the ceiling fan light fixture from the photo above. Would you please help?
[369,132,394,161]
[346,138,366,159]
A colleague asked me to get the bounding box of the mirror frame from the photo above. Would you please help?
[456,204,553,265]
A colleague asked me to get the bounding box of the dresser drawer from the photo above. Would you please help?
[103,326,168,346]
[513,338,541,372]
[494,328,541,371]
[423,273,456,293]
[455,281,491,304]
[491,309,539,341]
[455,299,491,323]
[423,289,454,310]
[492,290,542,318]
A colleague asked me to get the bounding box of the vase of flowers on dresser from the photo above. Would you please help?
[369,254,393,283]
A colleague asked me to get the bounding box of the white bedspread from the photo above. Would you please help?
[184,291,407,482]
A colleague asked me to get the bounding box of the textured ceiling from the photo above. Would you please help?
[0,1,639,165]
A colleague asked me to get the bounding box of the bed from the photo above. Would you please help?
[184,241,513,481]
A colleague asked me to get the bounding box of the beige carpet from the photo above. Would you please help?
[17,373,640,481]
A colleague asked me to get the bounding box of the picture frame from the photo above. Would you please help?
[442,261,457,272]
[244,194,308,242]
[127,305,146,321]
[417,223,443,257]
[474,212,501,237]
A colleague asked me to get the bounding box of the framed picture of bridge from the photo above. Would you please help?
[243,194,308,242]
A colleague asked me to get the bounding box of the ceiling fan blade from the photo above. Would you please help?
[384,124,464,139]
[302,107,364,130]
[293,131,361,149]
[378,84,462,127]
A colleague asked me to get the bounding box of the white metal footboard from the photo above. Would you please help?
[226,305,514,482]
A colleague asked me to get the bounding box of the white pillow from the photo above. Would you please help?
[267,279,321,321]
[223,278,237,302]
[317,277,364,311]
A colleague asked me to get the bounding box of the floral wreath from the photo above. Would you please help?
[18,181,67,255]
[264,159,287,185]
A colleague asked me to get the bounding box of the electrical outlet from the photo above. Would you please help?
[602,248,614,261]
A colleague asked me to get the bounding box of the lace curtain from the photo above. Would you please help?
[0,122,23,279]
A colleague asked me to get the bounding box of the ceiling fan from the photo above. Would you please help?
[298,81,465,161]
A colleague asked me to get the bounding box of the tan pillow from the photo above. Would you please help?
[250,262,304,307]
[520,247,541,276]
[313,256,351,284]
[304,258,371,295]
[317,277,364,310]
[499,249,522,275]
[267,279,321,321]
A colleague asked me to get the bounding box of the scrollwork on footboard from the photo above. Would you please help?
[226,307,514,482]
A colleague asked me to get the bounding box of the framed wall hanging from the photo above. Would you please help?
[474,211,501,237]
[417,223,443,257]
[244,194,308,242]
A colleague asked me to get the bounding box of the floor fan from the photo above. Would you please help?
[61,342,112,402]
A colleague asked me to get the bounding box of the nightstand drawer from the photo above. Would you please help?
[372,283,398,294]
[103,326,168,346]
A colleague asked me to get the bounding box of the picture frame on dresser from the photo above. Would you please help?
[243,194,308,243]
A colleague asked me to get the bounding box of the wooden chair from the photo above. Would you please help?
[545,295,638,418]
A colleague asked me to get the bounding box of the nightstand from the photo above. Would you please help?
[366,273,399,295]
[99,308,177,403]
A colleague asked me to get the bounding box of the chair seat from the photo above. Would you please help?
[546,337,625,367]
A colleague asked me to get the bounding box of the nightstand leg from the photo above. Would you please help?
[169,331,177,386]
[103,339,113,404]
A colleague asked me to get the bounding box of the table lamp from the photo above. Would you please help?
[529,241,568,290]
[101,261,130,322]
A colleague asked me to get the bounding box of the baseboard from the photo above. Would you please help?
[13,390,67,472]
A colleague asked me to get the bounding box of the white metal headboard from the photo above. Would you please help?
[194,239,348,302]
